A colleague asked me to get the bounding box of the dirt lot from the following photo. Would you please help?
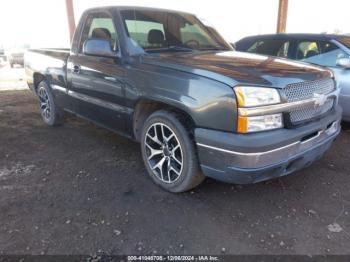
[0,67,350,256]
[0,65,27,91]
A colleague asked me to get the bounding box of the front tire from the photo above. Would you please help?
[141,110,205,193]
[37,81,63,126]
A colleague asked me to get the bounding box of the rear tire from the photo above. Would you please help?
[140,110,205,193]
[37,81,63,126]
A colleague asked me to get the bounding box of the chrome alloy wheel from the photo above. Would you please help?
[38,87,51,120]
[144,123,183,183]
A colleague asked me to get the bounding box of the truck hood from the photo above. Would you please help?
[142,51,332,88]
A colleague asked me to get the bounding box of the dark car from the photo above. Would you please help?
[235,34,350,121]
[24,7,341,192]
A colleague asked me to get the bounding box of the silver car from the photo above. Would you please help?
[7,48,25,68]
[235,34,350,121]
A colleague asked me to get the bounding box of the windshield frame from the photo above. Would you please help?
[120,8,233,54]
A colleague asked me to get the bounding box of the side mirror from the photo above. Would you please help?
[336,57,350,69]
[83,39,117,58]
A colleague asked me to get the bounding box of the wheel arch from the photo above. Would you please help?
[132,98,196,142]
[33,73,47,93]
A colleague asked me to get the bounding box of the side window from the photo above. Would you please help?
[317,41,347,67]
[125,20,165,48]
[80,13,118,53]
[296,41,319,60]
[276,42,290,58]
[247,41,260,53]
[246,39,290,58]
[297,40,347,67]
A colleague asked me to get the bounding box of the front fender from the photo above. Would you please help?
[125,64,238,132]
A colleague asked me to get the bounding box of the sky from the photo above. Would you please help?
[0,0,349,49]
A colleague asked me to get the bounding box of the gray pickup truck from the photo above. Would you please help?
[25,6,341,192]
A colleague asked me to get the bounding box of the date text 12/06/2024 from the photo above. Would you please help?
[127,255,219,261]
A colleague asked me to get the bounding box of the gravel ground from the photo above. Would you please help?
[0,69,350,255]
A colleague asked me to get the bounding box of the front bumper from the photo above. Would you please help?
[195,106,342,184]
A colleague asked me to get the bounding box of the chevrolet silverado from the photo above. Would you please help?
[25,6,341,192]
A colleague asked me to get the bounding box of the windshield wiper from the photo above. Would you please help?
[198,47,228,51]
[146,46,194,53]
[167,45,195,52]
[147,45,226,53]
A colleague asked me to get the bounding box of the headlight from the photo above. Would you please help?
[235,86,283,133]
[234,86,281,107]
[238,114,283,133]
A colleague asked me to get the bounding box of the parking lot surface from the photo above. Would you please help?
[0,68,350,255]
[0,65,27,91]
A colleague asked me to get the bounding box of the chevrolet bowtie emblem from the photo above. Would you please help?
[313,93,327,107]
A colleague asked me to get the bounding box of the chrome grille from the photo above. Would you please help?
[284,78,335,102]
[284,78,335,124]
[290,99,334,123]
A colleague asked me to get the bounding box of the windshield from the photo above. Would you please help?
[337,37,350,50]
[120,9,232,52]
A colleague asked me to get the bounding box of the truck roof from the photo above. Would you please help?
[83,5,193,16]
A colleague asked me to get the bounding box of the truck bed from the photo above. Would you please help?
[24,48,70,92]
[28,48,70,53]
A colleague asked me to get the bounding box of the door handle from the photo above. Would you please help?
[104,76,117,82]
[73,65,81,73]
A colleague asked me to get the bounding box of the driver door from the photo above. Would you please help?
[67,11,128,133]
